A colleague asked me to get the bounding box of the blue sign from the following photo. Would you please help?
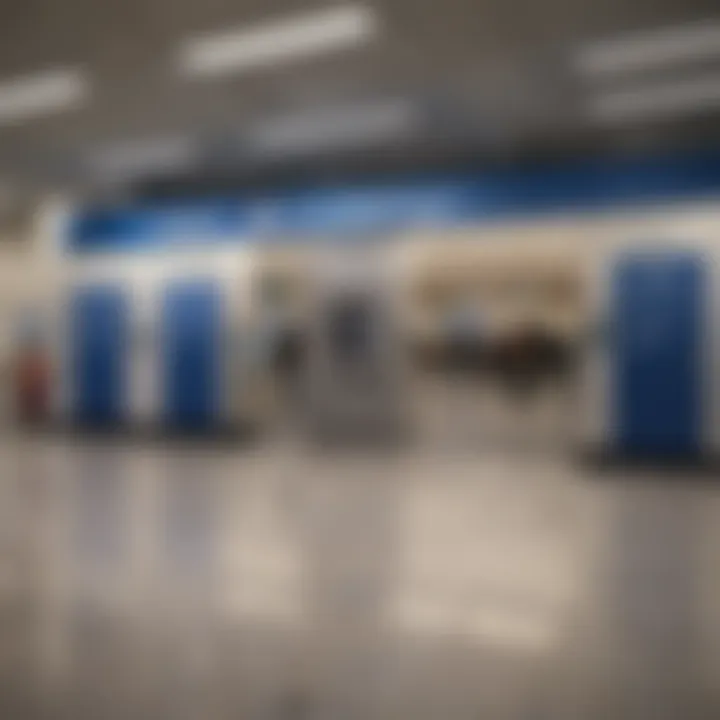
[67,147,720,254]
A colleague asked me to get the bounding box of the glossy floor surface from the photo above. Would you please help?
[0,433,719,719]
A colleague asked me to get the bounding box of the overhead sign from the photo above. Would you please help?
[67,147,720,253]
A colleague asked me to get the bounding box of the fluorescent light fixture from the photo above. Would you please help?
[87,136,196,179]
[249,99,418,155]
[576,20,720,76]
[179,4,378,78]
[588,73,720,123]
[0,67,88,125]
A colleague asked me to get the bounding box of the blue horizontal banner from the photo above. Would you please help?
[67,148,720,253]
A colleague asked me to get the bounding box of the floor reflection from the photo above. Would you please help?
[0,435,718,719]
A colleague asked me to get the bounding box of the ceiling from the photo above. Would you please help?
[0,0,719,206]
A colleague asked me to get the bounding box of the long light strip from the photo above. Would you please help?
[87,136,196,179]
[248,99,418,155]
[576,20,720,76]
[588,73,720,123]
[0,67,88,125]
[178,4,378,78]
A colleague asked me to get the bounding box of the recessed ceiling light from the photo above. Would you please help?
[87,136,196,179]
[178,4,378,79]
[588,73,720,123]
[576,20,720,76]
[247,99,419,156]
[0,68,88,125]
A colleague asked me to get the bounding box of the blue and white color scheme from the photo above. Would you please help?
[45,146,720,439]
[49,247,259,430]
[578,203,720,460]
[66,148,720,254]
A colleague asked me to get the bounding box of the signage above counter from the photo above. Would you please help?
[67,147,720,254]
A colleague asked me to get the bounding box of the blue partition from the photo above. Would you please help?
[612,253,704,457]
[162,280,222,430]
[71,286,128,426]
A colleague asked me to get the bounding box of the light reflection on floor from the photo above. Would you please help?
[0,434,718,718]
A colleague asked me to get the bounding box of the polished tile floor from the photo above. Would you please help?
[0,433,719,719]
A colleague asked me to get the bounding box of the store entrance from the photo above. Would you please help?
[407,241,584,452]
